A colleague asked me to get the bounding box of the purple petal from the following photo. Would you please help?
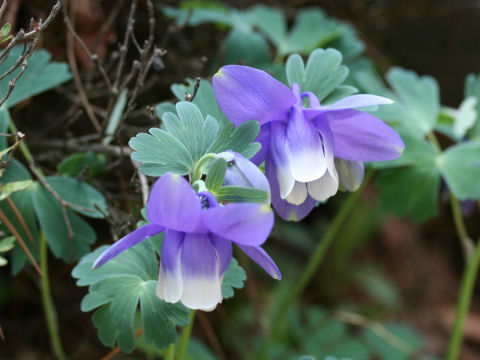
[266,159,317,221]
[237,244,282,280]
[210,234,234,275]
[250,123,271,165]
[224,151,271,202]
[335,159,365,192]
[203,203,274,246]
[319,94,393,111]
[212,65,296,126]
[93,223,163,268]
[269,122,294,199]
[180,233,223,311]
[156,230,184,303]
[323,109,405,162]
[147,173,204,232]
[286,106,327,182]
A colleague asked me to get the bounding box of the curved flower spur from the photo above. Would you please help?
[93,173,280,311]
[213,65,405,221]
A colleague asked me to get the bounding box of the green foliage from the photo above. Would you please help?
[0,236,15,266]
[0,180,32,201]
[285,49,355,104]
[161,4,366,65]
[437,142,480,200]
[376,166,440,223]
[221,257,247,299]
[103,89,127,145]
[357,67,440,137]
[464,73,480,140]
[205,158,227,193]
[160,78,230,125]
[271,306,434,360]
[72,242,190,352]
[0,46,71,108]
[436,97,477,140]
[73,239,246,352]
[374,133,441,222]
[57,151,106,179]
[0,157,108,269]
[131,101,260,176]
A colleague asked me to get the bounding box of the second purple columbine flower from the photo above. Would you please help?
[213,65,405,221]
[93,173,280,311]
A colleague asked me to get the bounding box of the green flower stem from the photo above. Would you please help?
[191,153,218,183]
[257,170,374,360]
[449,193,474,261]
[177,310,196,360]
[40,232,66,360]
[164,343,175,360]
[446,237,480,360]
[426,131,474,260]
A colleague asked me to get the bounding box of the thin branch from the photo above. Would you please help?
[5,197,36,248]
[22,1,61,40]
[28,163,95,215]
[185,77,201,101]
[112,0,137,92]
[63,0,102,132]
[130,159,148,205]
[0,0,9,21]
[60,0,114,93]
[0,208,43,277]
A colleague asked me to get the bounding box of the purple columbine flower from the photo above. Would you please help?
[213,65,405,221]
[218,151,271,202]
[93,173,280,311]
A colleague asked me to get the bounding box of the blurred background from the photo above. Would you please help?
[0,0,479,359]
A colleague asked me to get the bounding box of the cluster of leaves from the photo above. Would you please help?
[348,62,480,221]
[161,2,365,72]
[0,48,111,273]
[276,306,439,360]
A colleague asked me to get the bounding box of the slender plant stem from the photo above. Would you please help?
[426,131,479,358]
[446,237,480,360]
[40,232,66,360]
[164,343,175,360]
[257,170,373,359]
[449,193,474,261]
[177,310,196,360]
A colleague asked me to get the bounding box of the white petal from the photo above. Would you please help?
[285,181,308,205]
[307,170,339,202]
[156,262,183,303]
[180,274,222,311]
[286,146,327,183]
[335,158,364,191]
[276,162,295,199]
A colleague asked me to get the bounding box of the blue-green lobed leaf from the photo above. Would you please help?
[73,242,190,352]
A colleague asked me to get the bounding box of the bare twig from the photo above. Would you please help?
[0,131,24,174]
[112,0,137,93]
[5,197,36,248]
[60,0,114,93]
[130,159,148,205]
[0,208,43,277]
[22,1,61,40]
[0,0,9,21]
[185,77,201,102]
[28,163,95,215]
[63,0,102,132]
